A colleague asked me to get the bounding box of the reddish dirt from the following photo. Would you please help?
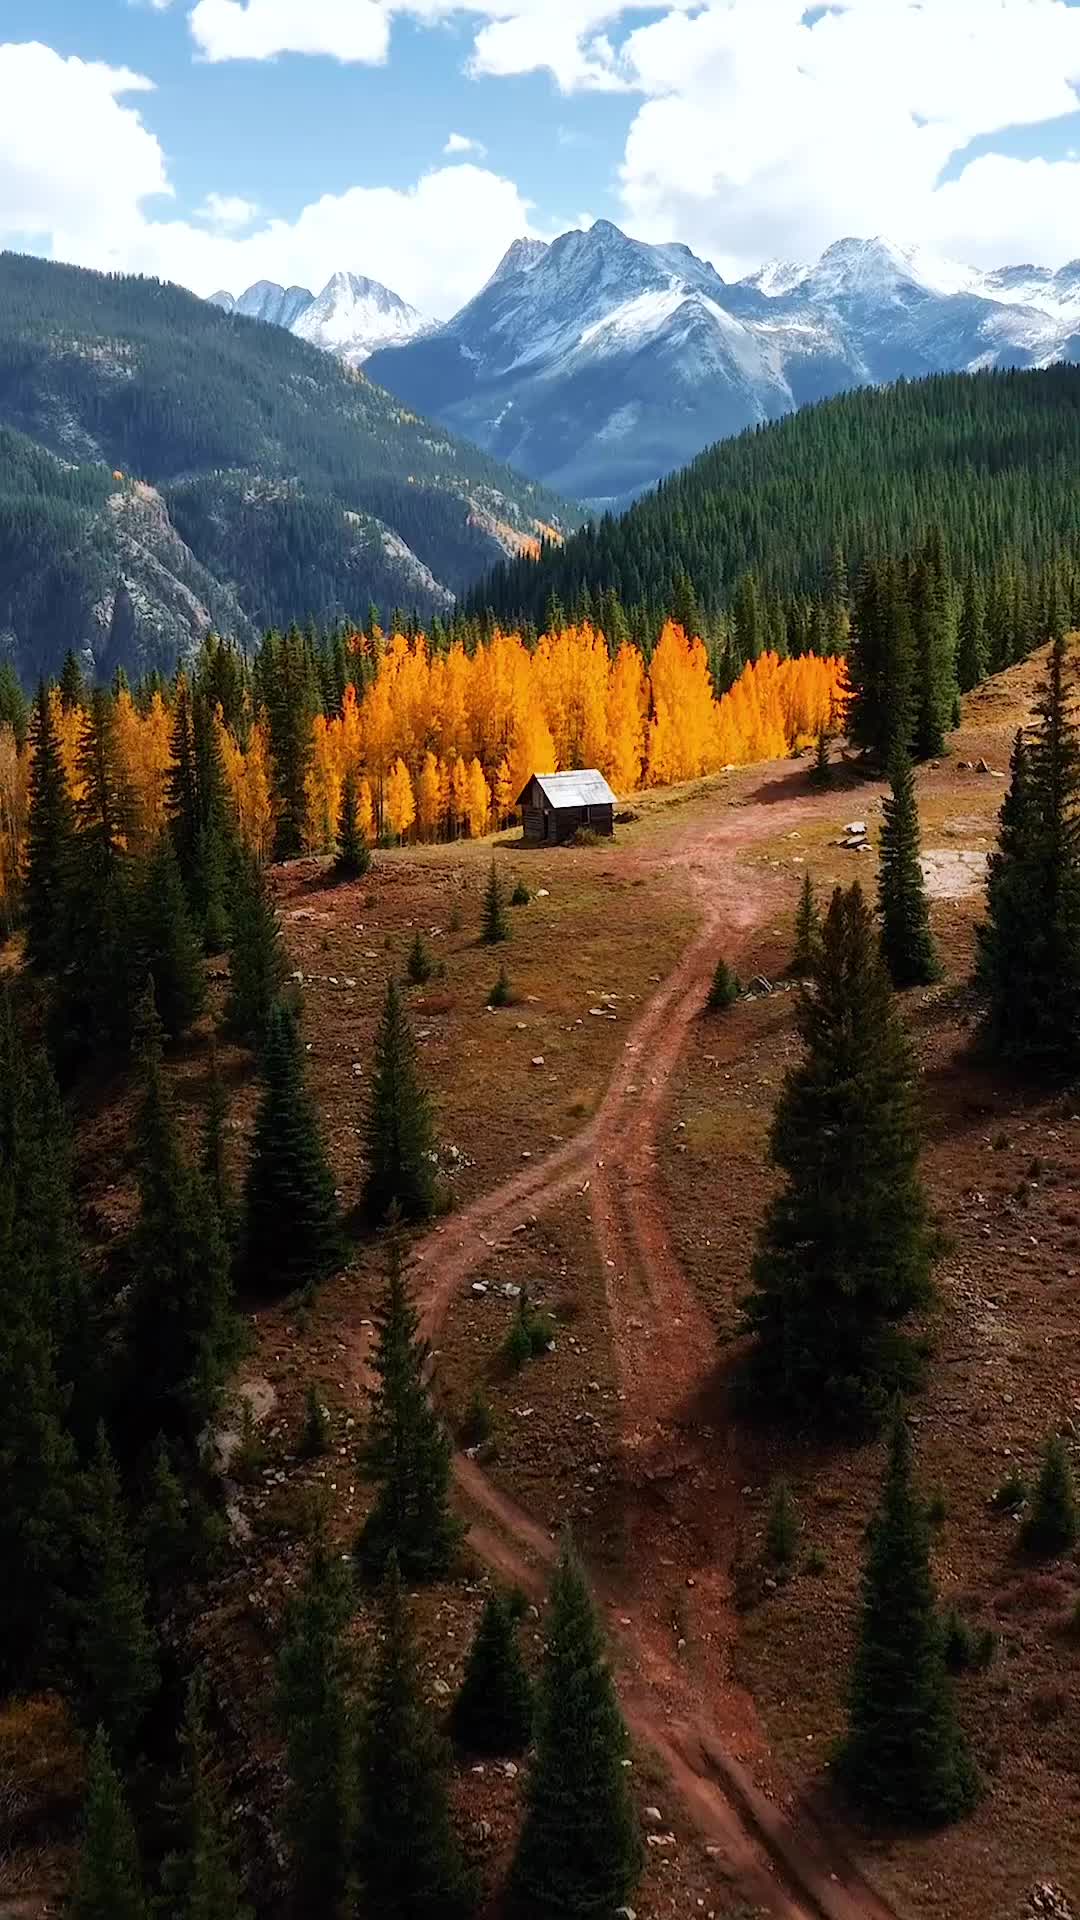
[408,777,901,1920]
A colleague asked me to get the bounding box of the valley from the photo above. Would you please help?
[5,650,1080,1920]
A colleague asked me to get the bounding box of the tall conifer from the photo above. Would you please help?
[276,1535,355,1917]
[791,871,822,977]
[482,860,510,945]
[70,1426,158,1756]
[244,1001,343,1293]
[511,1540,642,1917]
[356,1555,473,1919]
[224,849,286,1045]
[134,835,207,1040]
[878,744,941,988]
[125,996,241,1461]
[744,883,933,1429]
[836,1414,978,1824]
[356,1231,461,1581]
[70,1728,147,1920]
[334,768,371,880]
[158,1670,251,1920]
[976,635,1080,1071]
[451,1590,533,1755]
[364,976,437,1222]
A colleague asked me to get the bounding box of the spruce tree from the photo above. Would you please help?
[451,1590,533,1755]
[878,745,941,989]
[743,883,934,1429]
[135,835,207,1040]
[224,848,286,1045]
[406,931,435,985]
[976,635,1080,1071]
[201,1054,237,1247]
[0,1000,79,1691]
[25,679,76,973]
[809,727,832,788]
[364,975,438,1223]
[167,683,201,893]
[140,1434,192,1594]
[1022,1433,1079,1556]
[706,956,740,1010]
[70,1427,159,1757]
[71,1728,147,1920]
[263,626,316,861]
[334,768,371,880]
[125,996,241,1462]
[244,1000,342,1293]
[511,1540,642,1917]
[192,693,236,952]
[57,647,85,711]
[276,1535,355,1918]
[356,1230,461,1581]
[791,872,822,978]
[356,1555,473,1920]
[836,1414,978,1824]
[481,859,510,944]
[158,1670,251,1920]
[910,534,959,761]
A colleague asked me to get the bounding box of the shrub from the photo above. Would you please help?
[488,964,513,1008]
[299,1384,331,1458]
[460,1391,493,1448]
[502,1291,555,1371]
[511,879,531,906]
[991,1469,1028,1513]
[765,1480,799,1571]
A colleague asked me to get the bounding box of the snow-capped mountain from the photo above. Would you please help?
[363,224,1080,505]
[209,272,430,365]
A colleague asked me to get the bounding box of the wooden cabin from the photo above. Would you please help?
[516,770,617,844]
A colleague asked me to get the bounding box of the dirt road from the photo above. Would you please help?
[414,773,899,1920]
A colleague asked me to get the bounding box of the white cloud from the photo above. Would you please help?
[198,190,260,227]
[189,0,393,64]
[614,0,1080,274]
[0,42,169,251]
[444,131,486,156]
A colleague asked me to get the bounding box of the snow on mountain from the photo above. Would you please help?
[218,224,1080,506]
[208,272,428,364]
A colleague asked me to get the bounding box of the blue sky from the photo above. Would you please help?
[1,1,1079,316]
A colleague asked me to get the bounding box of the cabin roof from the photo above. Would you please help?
[516,769,617,810]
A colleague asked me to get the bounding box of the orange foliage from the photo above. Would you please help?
[2,626,847,880]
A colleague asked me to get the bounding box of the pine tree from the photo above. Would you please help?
[201,1054,237,1247]
[70,1426,159,1757]
[451,1590,533,1755]
[244,1000,343,1293]
[192,693,236,953]
[124,996,241,1462]
[976,635,1080,1071]
[25,680,76,973]
[791,872,822,978]
[481,859,509,944]
[406,931,435,985]
[356,1230,461,1582]
[334,768,371,881]
[878,744,941,989]
[224,848,286,1045]
[706,957,740,1010]
[70,1728,147,1920]
[511,1540,642,1917]
[488,962,513,1008]
[364,976,438,1223]
[158,1670,251,1920]
[276,1535,355,1918]
[263,626,316,861]
[836,1414,978,1824]
[1022,1433,1078,1556]
[140,1434,192,1594]
[135,835,207,1040]
[743,884,933,1429]
[910,535,959,761]
[0,999,79,1692]
[60,647,87,712]
[356,1555,473,1919]
[167,683,200,891]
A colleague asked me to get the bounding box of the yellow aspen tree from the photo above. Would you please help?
[384,756,416,843]
[464,757,491,838]
[357,776,375,842]
[493,755,514,826]
[507,694,557,807]
[605,644,648,792]
[416,751,441,840]
[449,756,470,839]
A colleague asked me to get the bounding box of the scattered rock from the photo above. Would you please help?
[531,1056,546,1068]
[472,1819,493,1844]
[1026,1887,1076,1920]
[642,1807,664,1827]
[844,819,867,835]
[471,1282,488,1297]
[431,1678,451,1698]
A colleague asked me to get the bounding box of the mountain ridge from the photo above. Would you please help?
[209,270,430,365]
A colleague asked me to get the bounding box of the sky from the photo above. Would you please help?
[1,0,1079,320]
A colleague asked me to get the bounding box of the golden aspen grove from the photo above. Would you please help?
[0,624,844,909]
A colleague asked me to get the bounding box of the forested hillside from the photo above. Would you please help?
[0,253,574,684]
[475,367,1080,641]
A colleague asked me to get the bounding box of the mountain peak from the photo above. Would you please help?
[485,236,550,288]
